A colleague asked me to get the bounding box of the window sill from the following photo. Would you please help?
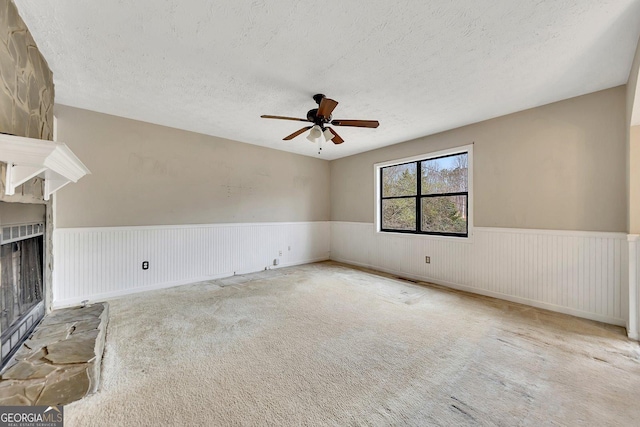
[375,229,474,244]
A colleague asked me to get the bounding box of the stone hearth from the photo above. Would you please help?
[0,303,108,405]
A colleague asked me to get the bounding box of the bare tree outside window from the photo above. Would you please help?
[382,163,417,229]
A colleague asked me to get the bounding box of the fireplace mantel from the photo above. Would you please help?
[0,133,90,200]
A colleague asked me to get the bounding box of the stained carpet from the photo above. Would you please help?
[66,262,640,426]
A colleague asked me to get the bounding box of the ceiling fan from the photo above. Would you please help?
[261,94,379,148]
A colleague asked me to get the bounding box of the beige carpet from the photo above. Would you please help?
[66,262,640,426]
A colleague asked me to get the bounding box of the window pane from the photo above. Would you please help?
[382,198,416,231]
[382,163,417,197]
[421,195,467,234]
[421,153,468,195]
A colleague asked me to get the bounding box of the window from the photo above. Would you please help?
[378,148,470,237]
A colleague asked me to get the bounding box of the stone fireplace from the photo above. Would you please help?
[0,1,90,376]
[0,0,55,368]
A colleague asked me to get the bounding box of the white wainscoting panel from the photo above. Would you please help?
[631,235,640,339]
[331,222,628,326]
[637,237,640,336]
[53,222,330,307]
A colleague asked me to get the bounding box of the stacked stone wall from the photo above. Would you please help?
[0,0,54,140]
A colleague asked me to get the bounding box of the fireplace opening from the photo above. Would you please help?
[0,201,46,368]
[1,234,43,324]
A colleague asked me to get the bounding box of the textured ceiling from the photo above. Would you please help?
[14,0,640,160]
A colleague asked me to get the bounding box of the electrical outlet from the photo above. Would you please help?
[142,261,149,270]
[279,250,282,256]
[425,256,431,264]
[288,246,291,251]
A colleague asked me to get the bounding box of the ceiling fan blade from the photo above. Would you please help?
[261,115,311,122]
[317,98,338,119]
[283,126,312,140]
[331,119,379,128]
[328,127,344,144]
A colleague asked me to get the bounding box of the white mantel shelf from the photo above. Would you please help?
[0,133,90,200]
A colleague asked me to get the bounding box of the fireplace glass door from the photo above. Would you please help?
[1,236,43,333]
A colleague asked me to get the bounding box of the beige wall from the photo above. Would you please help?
[331,86,627,232]
[631,126,640,234]
[628,35,640,233]
[54,105,330,228]
[627,35,640,128]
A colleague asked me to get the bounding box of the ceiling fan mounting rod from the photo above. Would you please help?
[312,93,326,105]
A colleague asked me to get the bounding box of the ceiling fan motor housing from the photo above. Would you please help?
[308,94,332,126]
[306,108,331,126]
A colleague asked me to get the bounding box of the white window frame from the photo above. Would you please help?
[374,143,474,241]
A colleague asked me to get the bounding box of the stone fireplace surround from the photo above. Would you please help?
[1,0,57,370]
[0,0,97,405]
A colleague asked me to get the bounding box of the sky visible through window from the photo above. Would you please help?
[384,155,462,177]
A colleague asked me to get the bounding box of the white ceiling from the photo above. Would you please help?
[14,0,640,160]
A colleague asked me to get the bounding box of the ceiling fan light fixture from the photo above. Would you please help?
[307,125,322,143]
[322,128,334,142]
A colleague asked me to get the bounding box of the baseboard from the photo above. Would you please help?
[331,256,627,327]
[277,256,330,269]
[52,256,330,309]
[52,273,229,308]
